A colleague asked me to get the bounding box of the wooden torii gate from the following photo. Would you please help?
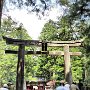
[3,36,82,90]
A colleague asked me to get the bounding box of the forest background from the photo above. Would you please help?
[0,0,90,86]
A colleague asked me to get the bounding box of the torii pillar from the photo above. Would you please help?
[16,44,25,90]
[64,45,72,85]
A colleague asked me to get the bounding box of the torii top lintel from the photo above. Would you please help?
[3,36,82,46]
[3,36,41,46]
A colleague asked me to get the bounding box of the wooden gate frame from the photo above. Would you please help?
[3,36,82,90]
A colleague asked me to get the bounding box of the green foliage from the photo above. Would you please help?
[0,17,33,84]
[60,0,69,6]
[39,4,84,81]
[0,54,17,83]
[3,0,53,15]
[40,20,57,41]
[71,56,83,82]
[1,17,31,40]
[66,0,90,84]
[0,0,90,85]
[33,55,64,80]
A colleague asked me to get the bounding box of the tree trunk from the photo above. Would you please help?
[0,0,3,28]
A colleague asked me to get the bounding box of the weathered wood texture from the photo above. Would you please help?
[16,45,25,90]
[5,50,81,56]
[3,36,82,46]
[3,36,41,46]
[64,45,72,85]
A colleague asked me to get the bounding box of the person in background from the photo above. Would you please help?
[64,82,70,90]
[56,80,66,90]
[0,84,9,90]
[78,80,83,90]
[71,82,79,90]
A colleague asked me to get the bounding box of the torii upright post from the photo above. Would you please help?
[3,36,26,90]
[64,45,72,85]
[16,44,25,90]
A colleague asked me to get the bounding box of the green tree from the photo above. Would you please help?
[40,20,57,41]
[0,0,60,27]
[0,0,75,27]
[39,20,67,80]
[0,17,33,84]
[39,13,83,82]
[63,0,90,83]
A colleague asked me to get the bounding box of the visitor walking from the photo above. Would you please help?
[56,80,67,90]
[64,82,70,90]
[0,84,9,90]
[71,82,79,90]
[78,80,83,90]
